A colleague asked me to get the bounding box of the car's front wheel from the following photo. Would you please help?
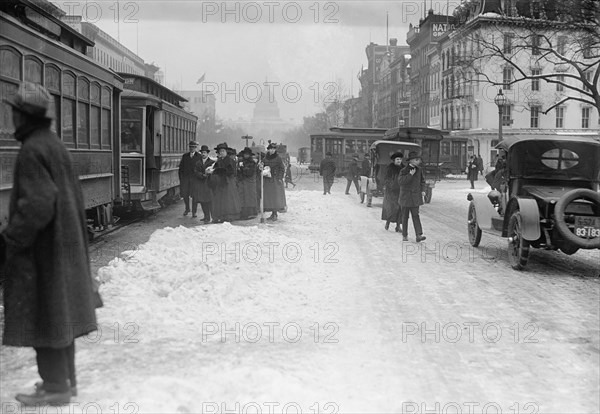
[507,211,530,270]
[467,202,482,247]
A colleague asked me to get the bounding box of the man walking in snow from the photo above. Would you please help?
[319,152,336,195]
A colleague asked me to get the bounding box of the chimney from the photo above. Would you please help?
[390,38,398,46]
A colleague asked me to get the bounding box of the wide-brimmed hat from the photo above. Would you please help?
[188,140,199,147]
[407,151,421,161]
[199,145,210,153]
[267,142,278,150]
[4,82,53,120]
[214,142,230,151]
[390,151,404,160]
[238,147,254,157]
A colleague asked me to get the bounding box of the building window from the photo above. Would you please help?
[503,34,513,54]
[583,71,592,92]
[555,106,564,128]
[531,69,541,91]
[530,106,541,128]
[556,75,565,91]
[503,67,513,90]
[582,107,590,128]
[531,35,541,55]
[557,36,567,55]
[501,105,512,126]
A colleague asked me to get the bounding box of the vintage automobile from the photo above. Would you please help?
[358,140,432,206]
[466,135,600,270]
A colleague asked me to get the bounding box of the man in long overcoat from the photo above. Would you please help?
[0,82,102,406]
[467,155,479,189]
[398,151,427,243]
[260,143,286,221]
[319,152,336,195]
[192,145,215,223]
[344,155,360,195]
[178,140,202,216]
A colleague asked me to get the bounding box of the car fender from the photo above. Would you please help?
[468,193,499,232]
[505,197,540,241]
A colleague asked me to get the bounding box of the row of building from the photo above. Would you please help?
[348,0,599,169]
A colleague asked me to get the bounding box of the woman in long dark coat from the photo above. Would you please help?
[208,143,240,223]
[382,152,404,232]
[192,145,215,223]
[260,143,286,221]
[466,155,479,189]
[398,151,427,242]
[237,147,259,219]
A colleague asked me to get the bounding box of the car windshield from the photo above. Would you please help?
[508,140,600,182]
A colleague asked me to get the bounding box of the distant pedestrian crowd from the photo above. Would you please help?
[179,141,287,222]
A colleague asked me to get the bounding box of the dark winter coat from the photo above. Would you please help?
[345,160,359,180]
[319,158,336,179]
[467,158,479,182]
[262,152,286,211]
[1,122,101,348]
[179,152,203,198]
[211,156,241,220]
[237,157,258,210]
[382,163,403,222]
[361,158,371,177]
[398,163,426,207]
[192,157,214,202]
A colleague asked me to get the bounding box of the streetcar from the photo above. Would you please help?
[297,147,310,164]
[1,1,123,232]
[308,127,388,175]
[117,73,198,211]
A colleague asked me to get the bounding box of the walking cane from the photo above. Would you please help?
[259,149,265,224]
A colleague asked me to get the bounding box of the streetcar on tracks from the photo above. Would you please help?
[1,0,123,233]
[308,127,387,175]
[117,73,197,212]
[466,135,600,270]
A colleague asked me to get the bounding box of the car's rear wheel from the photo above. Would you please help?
[554,188,600,249]
[507,211,530,270]
[467,202,482,247]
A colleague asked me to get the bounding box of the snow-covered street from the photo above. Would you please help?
[1,169,599,413]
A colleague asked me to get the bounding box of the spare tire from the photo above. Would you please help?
[554,188,600,249]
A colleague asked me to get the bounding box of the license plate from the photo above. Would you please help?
[574,216,600,238]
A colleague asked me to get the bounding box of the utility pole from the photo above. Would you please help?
[241,135,253,147]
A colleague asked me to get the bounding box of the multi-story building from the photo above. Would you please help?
[407,10,456,128]
[374,40,411,129]
[359,40,410,127]
[412,1,599,170]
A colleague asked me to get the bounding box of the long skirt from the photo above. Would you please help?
[238,178,258,217]
[263,178,286,212]
[212,176,241,221]
[381,188,401,222]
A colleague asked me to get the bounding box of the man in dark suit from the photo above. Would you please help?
[319,152,337,195]
[178,141,202,216]
[398,151,427,242]
[345,155,360,195]
[192,145,215,222]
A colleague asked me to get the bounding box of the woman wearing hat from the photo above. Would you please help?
[398,151,427,242]
[207,143,241,223]
[237,147,259,219]
[259,143,286,221]
[192,145,215,222]
[382,151,404,232]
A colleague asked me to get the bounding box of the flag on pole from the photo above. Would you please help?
[196,73,206,84]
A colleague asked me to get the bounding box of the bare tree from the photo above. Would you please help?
[320,79,351,128]
[454,0,599,116]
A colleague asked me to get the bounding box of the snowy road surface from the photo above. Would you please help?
[1,172,599,413]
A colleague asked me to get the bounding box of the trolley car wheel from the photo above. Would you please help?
[467,202,482,247]
[507,211,530,270]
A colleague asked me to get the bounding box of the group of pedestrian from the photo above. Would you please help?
[178,141,287,223]
[381,151,428,242]
[466,154,484,189]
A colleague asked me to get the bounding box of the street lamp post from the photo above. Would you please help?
[494,89,507,142]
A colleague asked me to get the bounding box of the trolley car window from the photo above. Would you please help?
[101,88,111,108]
[24,56,42,84]
[63,72,76,145]
[345,139,356,153]
[63,73,75,97]
[0,48,22,80]
[0,82,19,138]
[77,78,90,147]
[121,107,143,153]
[90,83,100,104]
[45,65,60,92]
[101,109,110,148]
[91,106,101,148]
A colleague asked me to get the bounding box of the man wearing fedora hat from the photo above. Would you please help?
[398,151,427,242]
[179,140,203,216]
[192,145,215,223]
[319,152,337,195]
[344,155,360,195]
[0,82,102,406]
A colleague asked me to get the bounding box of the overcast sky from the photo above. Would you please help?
[52,1,459,122]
